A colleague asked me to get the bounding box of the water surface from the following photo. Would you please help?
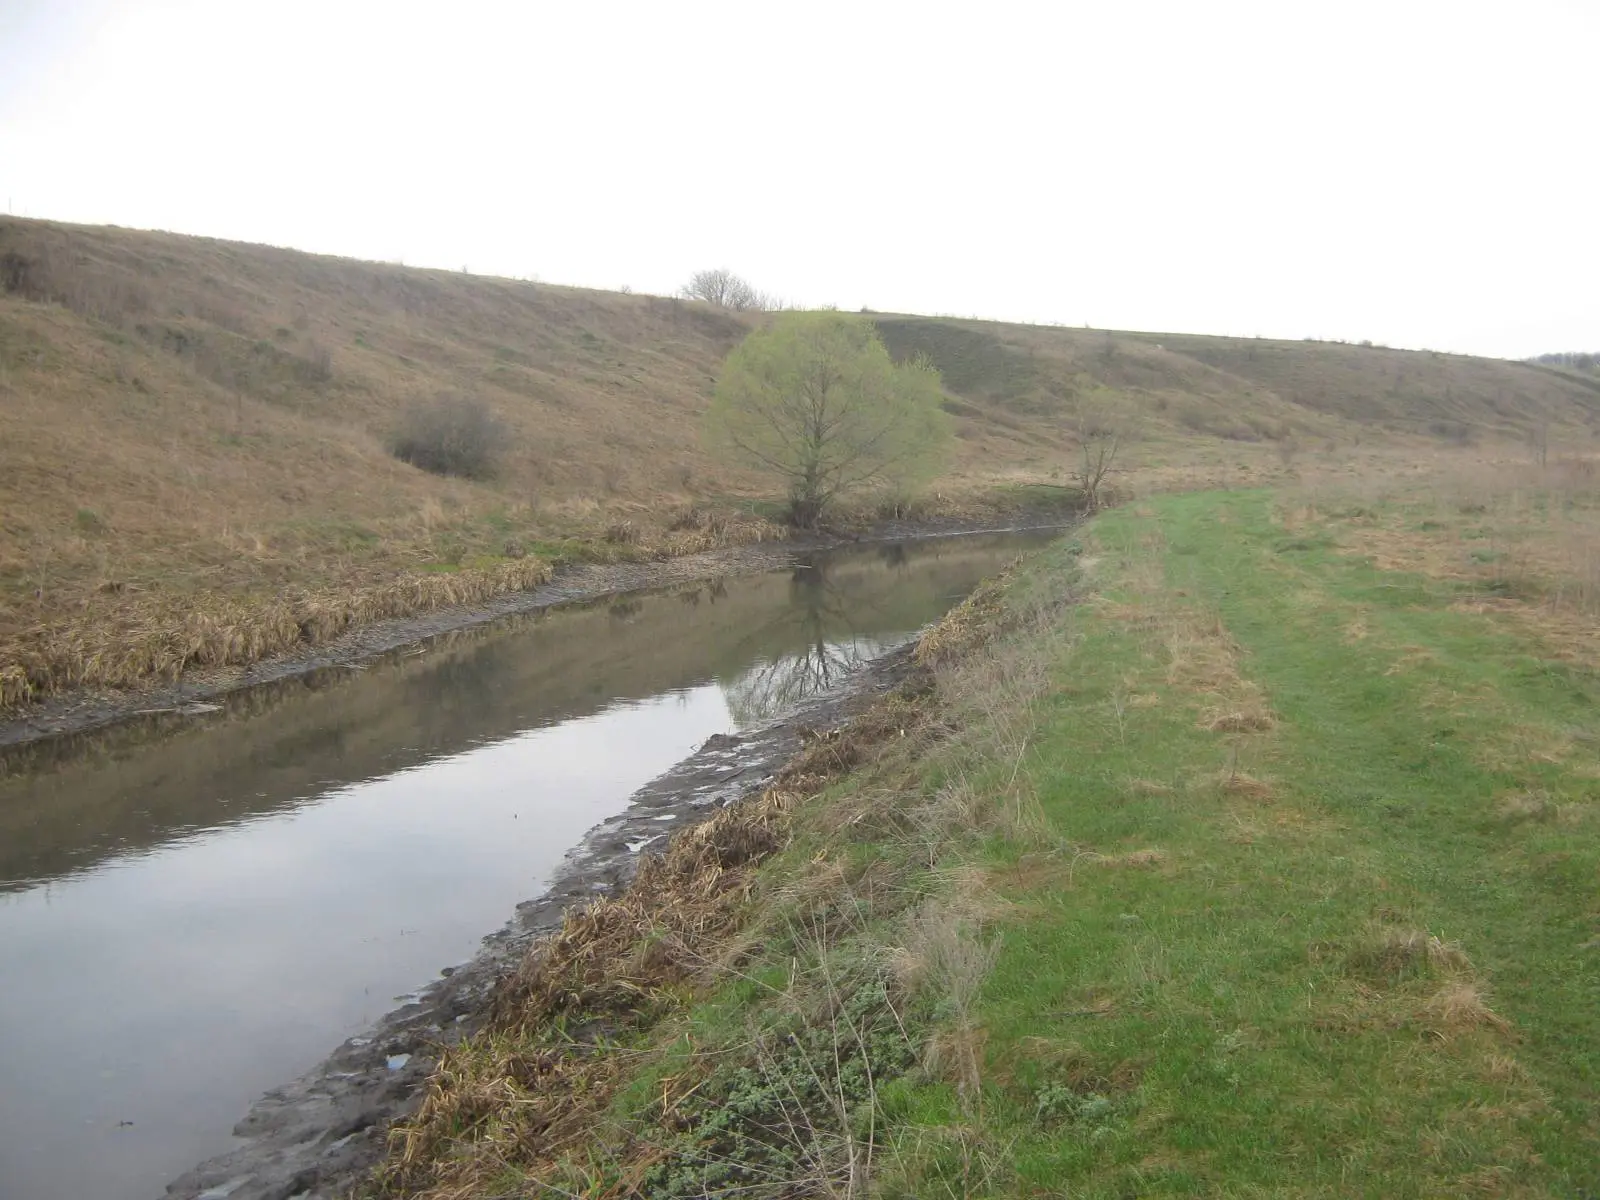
[0,531,1053,1200]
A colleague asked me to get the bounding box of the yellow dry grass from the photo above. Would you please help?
[1218,770,1276,801]
[1093,847,1168,869]
[1290,451,1600,671]
[1419,980,1513,1036]
[3,557,557,705]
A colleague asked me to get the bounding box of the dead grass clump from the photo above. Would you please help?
[783,690,928,785]
[490,787,798,1034]
[1124,777,1173,796]
[1162,607,1248,698]
[653,505,788,558]
[1344,926,1473,982]
[603,519,640,545]
[891,893,1001,995]
[916,576,1011,667]
[1097,847,1167,869]
[391,1030,610,1188]
[1219,770,1275,800]
[0,665,31,707]
[1494,790,1561,824]
[648,513,787,558]
[1201,705,1278,733]
[1418,980,1512,1036]
[1485,1053,1532,1084]
[784,727,869,782]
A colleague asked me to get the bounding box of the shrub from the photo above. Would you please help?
[1429,419,1475,445]
[0,250,37,296]
[390,395,505,479]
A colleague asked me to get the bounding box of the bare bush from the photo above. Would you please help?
[293,340,334,385]
[1075,393,1126,512]
[0,250,37,296]
[1078,428,1121,512]
[682,267,774,311]
[390,394,505,480]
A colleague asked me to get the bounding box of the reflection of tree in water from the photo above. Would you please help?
[723,558,895,728]
[674,578,731,608]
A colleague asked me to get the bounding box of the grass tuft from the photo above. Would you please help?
[1343,926,1474,982]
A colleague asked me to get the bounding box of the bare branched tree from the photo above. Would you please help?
[682,267,773,311]
[1075,399,1124,512]
[1078,430,1121,512]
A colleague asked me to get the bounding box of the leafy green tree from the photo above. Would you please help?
[707,312,949,527]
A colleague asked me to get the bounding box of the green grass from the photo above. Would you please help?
[937,491,1600,1196]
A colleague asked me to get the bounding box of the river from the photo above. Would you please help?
[0,530,1054,1200]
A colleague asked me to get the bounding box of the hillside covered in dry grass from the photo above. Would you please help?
[3,216,1598,708]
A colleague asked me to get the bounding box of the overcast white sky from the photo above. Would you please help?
[1,0,1594,358]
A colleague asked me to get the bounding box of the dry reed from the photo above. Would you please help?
[0,515,795,712]
[1,557,556,708]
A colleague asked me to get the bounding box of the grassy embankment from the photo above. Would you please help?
[4,215,1598,710]
[375,471,1600,1197]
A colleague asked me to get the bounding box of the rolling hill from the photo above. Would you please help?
[3,216,1597,708]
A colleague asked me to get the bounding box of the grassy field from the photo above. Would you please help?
[377,478,1600,1198]
[4,215,1599,709]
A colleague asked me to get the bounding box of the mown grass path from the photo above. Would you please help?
[971,491,1599,1197]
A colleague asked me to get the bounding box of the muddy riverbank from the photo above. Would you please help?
[0,518,1072,752]
[163,643,922,1200]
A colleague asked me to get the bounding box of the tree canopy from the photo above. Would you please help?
[706,312,949,527]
